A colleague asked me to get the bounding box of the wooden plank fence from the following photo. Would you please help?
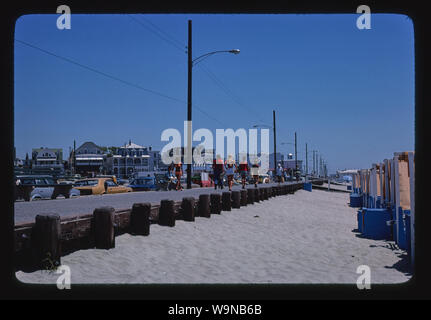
[349,151,415,266]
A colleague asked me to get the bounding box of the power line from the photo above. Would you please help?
[138,15,185,48]
[126,17,249,129]
[15,39,186,104]
[197,63,267,124]
[15,38,227,127]
[127,15,186,53]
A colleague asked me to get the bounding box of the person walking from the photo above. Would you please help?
[174,161,183,191]
[213,154,224,190]
[276,163,283,185]
[225,155,236,191]
[238,156,249,189]
[251,158,260,188]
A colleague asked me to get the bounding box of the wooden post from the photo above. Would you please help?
[93,206,115,249]
[198,194,210,218]
[181,197,195,221]
[393,156,400,243]
[130,203,151,236]
[254,188,260,202]
[247,188,255,204]
[222,192,232,211]
[232,191,241,208]
[159,199,175,227]
[264,187,269,200]
[379,163,383,208]
[267,186,273,198]
[261,188,266,201]
[240,189,248,206]
[384,159,390,206]
[210,193,222,214]
[408,152,415,267]
[390,159,396,207]
[32,214,61,269]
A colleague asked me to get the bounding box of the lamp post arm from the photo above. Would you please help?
[192,50,239,67]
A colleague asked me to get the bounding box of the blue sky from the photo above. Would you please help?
[14,13,414,172]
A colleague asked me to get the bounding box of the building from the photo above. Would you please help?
[110,140,158,178]
[72,141,106,176]
[31,147,64,176]
[269,152,285,170]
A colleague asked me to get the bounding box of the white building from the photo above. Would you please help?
[31,148,64,174]
[73,141,106,175]
[109,140,165,178]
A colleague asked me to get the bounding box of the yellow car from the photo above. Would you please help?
[73,178,132,195]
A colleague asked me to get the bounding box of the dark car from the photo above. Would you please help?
[15,175,80,201]
[129,177,160,191]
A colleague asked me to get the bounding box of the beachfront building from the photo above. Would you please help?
[72,141,106,176]
[109,140,166,178]
[31,147,65,176]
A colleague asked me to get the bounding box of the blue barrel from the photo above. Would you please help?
[405,210,411,256]
[347,185,352,191]
[357,209,364,233]
[391,207,397,242]
[376,196,381,208]
[303,182,312,192]
[350,193,363,207]
[362,208,392,240]
[397,209,411,252]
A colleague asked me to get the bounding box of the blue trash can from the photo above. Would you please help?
[357,209,364,233]
[362,208,392,240]
[303,182,312,192]
[391,207,397,242]
[347,185,352,191]
[405,210,411,256]
[350,193,363,208]
[376,196,382,208]
[397,208,411,252]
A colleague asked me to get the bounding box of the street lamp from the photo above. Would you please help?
[186,20,240,189]
[193,49,240,66]
[253,110,277,174]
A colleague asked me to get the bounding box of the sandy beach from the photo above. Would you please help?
[16,189,411,284]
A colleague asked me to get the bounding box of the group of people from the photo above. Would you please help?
[167,156,262,191]
[212,156,260,191]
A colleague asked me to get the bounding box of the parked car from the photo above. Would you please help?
[73,178,132,195]
[14,175,80,201]
[129,176,160,191]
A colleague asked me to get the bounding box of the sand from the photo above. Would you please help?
[16,189,411,284]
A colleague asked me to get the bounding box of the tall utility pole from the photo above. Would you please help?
[273,110,277,173]
[319,156,322,177]
[305,143,308,178]
[294,132,298,181]
[186,20,192,189]
[312,150,315,176]
[73,140,76,174]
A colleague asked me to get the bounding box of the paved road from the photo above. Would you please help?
[14,182,297,224]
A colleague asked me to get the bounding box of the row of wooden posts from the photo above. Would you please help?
[351,151,415,264]
[15,183,304,271]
